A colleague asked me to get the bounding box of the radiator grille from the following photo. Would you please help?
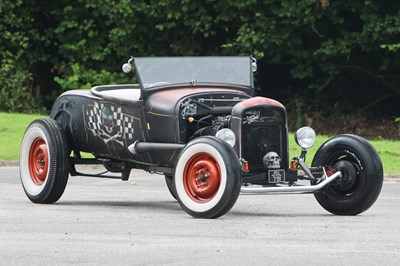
[241,108,284,172]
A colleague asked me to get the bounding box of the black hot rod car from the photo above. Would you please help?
[20,56,383,218]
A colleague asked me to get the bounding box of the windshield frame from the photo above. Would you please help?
[133,56,254,94]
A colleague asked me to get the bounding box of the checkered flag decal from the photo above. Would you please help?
[112,106,135,140]
[86,102,135,141]
[86,102,104,136]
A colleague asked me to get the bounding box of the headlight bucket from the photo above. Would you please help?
[215,128,236,147]
[295,126,316,149]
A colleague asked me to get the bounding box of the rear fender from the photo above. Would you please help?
[52,110,76,151]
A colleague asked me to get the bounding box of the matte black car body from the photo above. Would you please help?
[49,57,289,183]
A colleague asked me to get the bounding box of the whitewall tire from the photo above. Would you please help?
[174,137,241,218]
[20,119,69,203]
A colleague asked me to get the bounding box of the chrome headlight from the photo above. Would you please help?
[216,128,236,147]
[295,126,316,149]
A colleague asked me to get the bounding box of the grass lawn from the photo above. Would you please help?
[0,113,46,160]
[288,134,400,175]
[1,112,399,174]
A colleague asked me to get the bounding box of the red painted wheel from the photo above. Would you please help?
[28,138,49,185]
[20,118,69,203]
[183,153,221,203]
[174,137,241,218]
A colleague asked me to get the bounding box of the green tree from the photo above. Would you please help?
[0,0,399,118]
[0,1,43,112]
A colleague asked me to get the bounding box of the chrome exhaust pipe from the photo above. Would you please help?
[240,171,342,195]
[128,140,184,154]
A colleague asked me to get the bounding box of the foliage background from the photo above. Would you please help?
[0,0,399,136]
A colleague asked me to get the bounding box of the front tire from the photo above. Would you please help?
[20,118,70,203]
[174,137,242,218]
[312,134,383,215]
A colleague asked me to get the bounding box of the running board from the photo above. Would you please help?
[240,171,342,195]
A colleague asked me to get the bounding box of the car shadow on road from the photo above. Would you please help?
[229,209,333,218]
[56,199,182,211]
[56,200,336,218]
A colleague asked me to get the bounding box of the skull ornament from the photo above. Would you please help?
[263,151,281,169]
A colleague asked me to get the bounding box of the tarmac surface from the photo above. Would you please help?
[1,165,399,265]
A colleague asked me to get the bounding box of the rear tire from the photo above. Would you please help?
[20,118,70,203]
[312,134,383,215]
[174,137,241,218]
[164,174,177,200]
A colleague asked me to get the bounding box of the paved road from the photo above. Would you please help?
[1,166,399,265]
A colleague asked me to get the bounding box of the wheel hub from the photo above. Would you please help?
[183,153,221,203]
[29,137,49,185]
[334,160,357,191]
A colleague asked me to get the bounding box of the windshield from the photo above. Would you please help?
[134,57,253,89]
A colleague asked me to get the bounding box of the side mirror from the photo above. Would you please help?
[122,63,132,73]
[122,57,134,73]
[251,56,257,72]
